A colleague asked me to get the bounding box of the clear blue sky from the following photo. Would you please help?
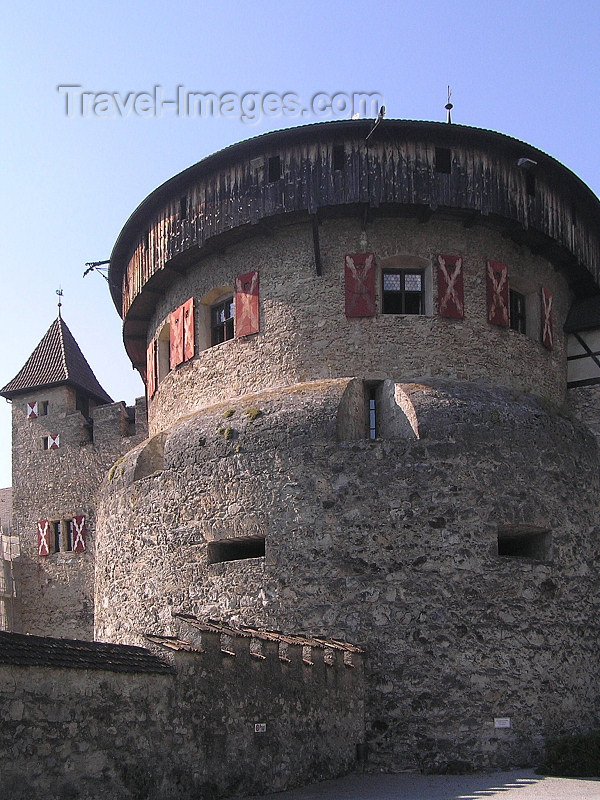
[1,0,599,487]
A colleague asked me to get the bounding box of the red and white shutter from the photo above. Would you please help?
[182,297,195,361]
[37,520,50,556]
[345,254,376,318]
[235,271,260,338]
[437,255,464,319]
[146,340,156,399]
[170,305,184,368]
[541,287,554,349]
[72,515,86,552]
[486,260,509,327]
[48,434,59,449]
[27,401,38,419]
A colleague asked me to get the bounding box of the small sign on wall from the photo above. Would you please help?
[254,723,267,733]
[494,717,511,729]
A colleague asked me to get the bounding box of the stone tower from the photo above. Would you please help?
[0,313,147,638]
[6,118,600,773]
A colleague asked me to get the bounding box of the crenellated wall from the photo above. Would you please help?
[0,626,364,800]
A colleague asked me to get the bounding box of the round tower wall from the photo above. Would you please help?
[95,379,600,772]
[146,217,570,435]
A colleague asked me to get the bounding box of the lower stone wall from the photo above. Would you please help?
[0,631,364,800]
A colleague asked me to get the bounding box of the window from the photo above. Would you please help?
[51,520,74,553]
[157,322,171,383]
[39,401,48,416]
[497,525,551,561]
[509,289,527,334]
[382,270,425,315]
[268,155,281,182]
[435,147,452,174]
[179,196,188,220]
[211,297,234,345]
[525,171,536,197]
[208,537,265,564]
[42,434,59,450]
[332,145,345,171]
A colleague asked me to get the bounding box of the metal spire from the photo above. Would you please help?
[445,86,453,124]
[56,287,63,317]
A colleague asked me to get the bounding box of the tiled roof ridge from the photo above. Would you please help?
[0,629,174,674]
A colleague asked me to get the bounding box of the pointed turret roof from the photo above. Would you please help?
[0,315,113,404]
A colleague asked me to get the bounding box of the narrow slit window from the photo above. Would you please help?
[509,289,527,334]
[435,147,452,174]
[39,401,48,416]
[268,155,281,182]
[332,145,345,172]
[368,387,377,440]
[208,537,265,564]
[179,196,188,220]
[526,171,536,197]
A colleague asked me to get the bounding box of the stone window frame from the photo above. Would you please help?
[378,254,433,317]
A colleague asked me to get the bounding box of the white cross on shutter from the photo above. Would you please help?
[27,402,38,419]
[37,520,50,556]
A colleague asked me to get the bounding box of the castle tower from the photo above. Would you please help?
[63,120,600,769]
[1,313,147,638]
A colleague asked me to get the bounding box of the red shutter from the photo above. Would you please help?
[27,402,38,419]
[170,305,184,368]
[235,271,260,338]
[437,255,464,319]
[146,340,156,399]
[183,297,195,361]
[345,254,376,318]
[487,260,509,327]
[73,515,86,552]
[48,434,59,449]
[541,287,553,349]
[37,520,50,556]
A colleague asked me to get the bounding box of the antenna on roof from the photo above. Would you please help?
[56,287,63,317]
[445,86,453,124]
[365,105,386,142]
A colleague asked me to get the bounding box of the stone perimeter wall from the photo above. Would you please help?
[95,377,600,773]
[147,216,570,434]
[0,629,363,800]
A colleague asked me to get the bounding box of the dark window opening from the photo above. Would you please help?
[76,393,90,420]
[208,537,265,564]
[143,230,150,250]
[332,144,345,172]
[39,401,48,416]
[382,270,424,315]
[525,171,536,197]
[268,155,281,182]
[435,147,452,174]
[509,289,527,334]
[179,196,188,220]
[42,436,50,450]
[51,520,74,553]
[497,526,551,561]
[210,297,234,346]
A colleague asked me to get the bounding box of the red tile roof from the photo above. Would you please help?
[0,316,113,404]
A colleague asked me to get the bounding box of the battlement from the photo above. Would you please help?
[147,615,364,672]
